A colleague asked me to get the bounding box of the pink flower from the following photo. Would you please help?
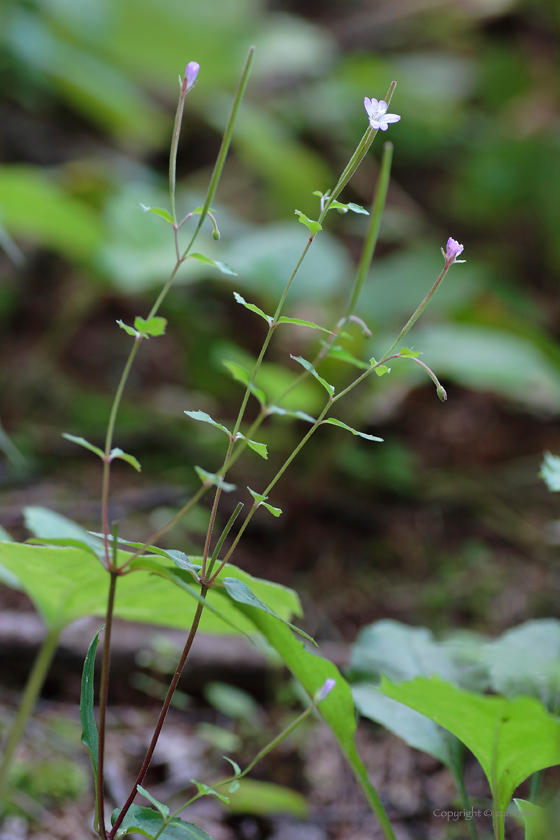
[364,98,401,132]
[184,62,200,91]
[316,678,336,702]
[443,237,465,264]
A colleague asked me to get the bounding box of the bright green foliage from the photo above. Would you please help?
[137,785,169,818]
[247,486,282,516]
[227,779,307,817]
[185,410,231,437]
[233,292,272,324]
[220,578,313,643]
[276,317,332,333]
[62,433,105,460]
[189,252,236,276]
[140,205,174,224]
[514,800,547,840]
[134,316,168,337]
[235,435,268,460]
[322,417,383,442]
[290,356,334,396]
[109,448,142,471]
[80,626,103,777]
[540,452,560,492]
[380,676,560,836]
[399,347,421,358]
[293,210,322,236]
[325,344,370,370]
[190,779,229,804]
[266,406,315,423]
[222,360,267,406]
[194,467,236,492]
[111,805,214,839]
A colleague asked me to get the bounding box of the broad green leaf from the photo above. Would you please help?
[290,355,334,396]
[294,210,322,236]
[324,344,369,370]
[140,204,174,224]
[137,784,169,818]
[227,779,307,818]
[233,292,271,324]
[276,317,332,334]
[109,448,142,472]
[399,347,421,358]
[190,779,229,804]
[80,625,103,776]
[158,549,201,581]
[322,417,383,443]
[514,799,547,840]
[186,410,231,437]
[117,320,141,338]
[134,316,167,337]
[247,487,282,517]
[189,252,236,276]
[380,675,560,836]
[236,435,267,460]
[267,405,316,423]
[111,804,213,839]
[482,619,560,712]
[62,433,104,460]
[24,506,105,561]
[194,466,236,492]
[235,607,396,840]
[222,360,267,406]
[540,452,560,492]
[220,577,315,644]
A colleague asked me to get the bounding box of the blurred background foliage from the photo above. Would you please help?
[1,0,560,639]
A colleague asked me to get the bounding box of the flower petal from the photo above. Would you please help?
[383,114,401,123]
[369,119,380,129]
[378,122,389,131]
[377,100,388,115]
[363,97,374,117]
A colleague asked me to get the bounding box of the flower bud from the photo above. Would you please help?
[184,61,200,91]
[316,678,336,702]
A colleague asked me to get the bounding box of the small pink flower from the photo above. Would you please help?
[364,97,401,132]
[443,237,465,264]
[184,62,200,91]
[316,678,336,702]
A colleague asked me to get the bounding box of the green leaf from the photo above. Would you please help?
[185,410,231,437]
[62,433,104,460]
[235,608,396,840]
[157,549,201,581]
[140,204,174,224]
[380,675,560,834]
[117,320,141,338]
[109,448,142,472]
[236,435,267,460]
[24,505,105,562]
[324,344,370,370]
[134,316,168,337]
[223,757,241,777]
[514,799,547,840]
[290,355,334,396]
[80,625,103,776]
[399,347,421,358]
[111,804,214,839]
[233,292,271,324]
[267,405,316,423]
[194,466,236,492]
[137,784,169,819]
[327,200,369,215]
[247,487,282,517]
[322,418,383,443]
[190,778,229,804]
[227,779,307,818]
[189,252,237,276]
[294,210,322,236]
[276,317,332,334]
[222,360,267,407]
[540,452,560,492]
[220,577,314,644]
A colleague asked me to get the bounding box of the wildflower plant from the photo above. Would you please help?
[2,46,552,840]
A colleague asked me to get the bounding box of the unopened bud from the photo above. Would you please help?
[316,678,336,702]
[184,61,200,91]
[437,384,447,402]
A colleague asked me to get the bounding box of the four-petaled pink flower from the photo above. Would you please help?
[443,237,465,264]
[364,98,401,132]
[184,61,200,91]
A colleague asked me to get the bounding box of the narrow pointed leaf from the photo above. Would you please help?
[111,804,214,839]
[191,778,229,804]
[247,486,267,505]
[236,435,267,460]
[140,204,174,224]
[117,320,141,338]
[267,406,316,423]
[134,316,167,337]
[223,756,241,777]
[261,502,282,517]
[62,433,104,459]
[109,448,142,472]
[399,347,421,358]
[194,466,236,492]
[276,317,332,334]
[186,410,231,437]
[322,418,383,442]
[324,344,369,369]
[220,577,316,645]
[190,252,236,276]
[294,210,322,236]
[222,360,267,406]
[81,625,104,776]
[327,200,369,215]
[137,784,169,818]
[290,356,334,396]
[233,292,271,324]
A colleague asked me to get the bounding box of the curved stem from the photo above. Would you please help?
[108,588,208,839]
[0,627,60,803]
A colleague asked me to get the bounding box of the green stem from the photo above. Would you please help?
[0,627,60,803]
[529,769,543,805]
[453,769,479,840]
[95,573,118,840]
[205,502,243,580]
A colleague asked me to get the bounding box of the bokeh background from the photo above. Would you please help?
[0,0,559,837]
